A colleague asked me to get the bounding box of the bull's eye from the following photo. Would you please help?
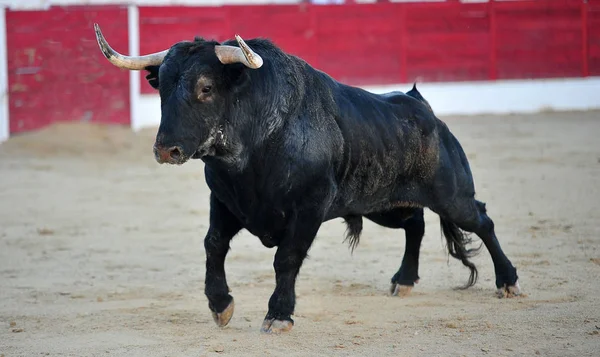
[201,86,212,94]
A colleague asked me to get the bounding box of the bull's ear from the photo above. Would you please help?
[144,65,160,89]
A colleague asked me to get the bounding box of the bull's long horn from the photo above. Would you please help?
[94,23,168,70]
[215,34,263,69]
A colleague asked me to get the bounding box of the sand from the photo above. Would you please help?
[1,111,599,356]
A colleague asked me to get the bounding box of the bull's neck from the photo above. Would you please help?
[204,60,304,170]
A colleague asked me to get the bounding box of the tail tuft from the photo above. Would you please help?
[343,215,363,253]
[440,218,483,289]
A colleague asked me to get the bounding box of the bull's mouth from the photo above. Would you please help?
[155,129,221,164]
[191,151,205,159]
[154,146,208,165]
[158,144,211,165]
[191,145,214,160]
[191,129,221,160]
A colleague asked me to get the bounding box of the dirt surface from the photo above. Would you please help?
[1,111,599,356]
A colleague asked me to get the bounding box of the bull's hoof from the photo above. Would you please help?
[390,279,419,297]
[390,284,413,297]
[496,280,522,298]
[260,318,293,334]
[211,299,235,327]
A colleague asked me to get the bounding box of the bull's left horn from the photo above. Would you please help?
[94,23,168,70]
[215,34,263,69]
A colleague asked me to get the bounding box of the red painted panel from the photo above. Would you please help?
[494,0,583,79]
[139,5,315,93]
[588,1,600,76]
[139,6,230,94]
[228,5,316,67]
[139,4,404,89]
[311,3,402,85]
[7,6,129,134]
[136,1,594,96]
[403,2,490,83]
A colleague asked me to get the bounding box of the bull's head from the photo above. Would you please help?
[94,24,263,165]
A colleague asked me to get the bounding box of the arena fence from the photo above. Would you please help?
[1,0,599,141]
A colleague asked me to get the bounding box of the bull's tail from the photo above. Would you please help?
[439,217,482,289]
[343,215,363,254]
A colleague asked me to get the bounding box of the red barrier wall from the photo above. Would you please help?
[494,0,583,80]
[5,1,600,134]
[138,1,600,94]
[403,1,491,83]
[139,4,319,93]
[6,6,129,134]
[589,0,600,76]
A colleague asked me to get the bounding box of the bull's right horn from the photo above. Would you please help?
[215,34,263,69]
[94,23,168,70]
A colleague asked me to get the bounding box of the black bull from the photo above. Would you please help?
[94,25,521,334]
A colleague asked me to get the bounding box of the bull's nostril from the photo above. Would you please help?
[169,147,182,161]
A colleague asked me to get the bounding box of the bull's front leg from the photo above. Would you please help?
[261,209,322,334]
[204,194,242,327]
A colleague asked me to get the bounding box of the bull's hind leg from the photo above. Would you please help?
[435,199,520,297]
[365,208,425,297]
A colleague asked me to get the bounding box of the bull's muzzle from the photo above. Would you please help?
[153,144,184,165]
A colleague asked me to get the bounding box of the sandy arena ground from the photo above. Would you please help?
[1,111,599,356]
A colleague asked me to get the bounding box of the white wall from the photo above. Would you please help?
[0,7,8,143]
[128,5,143,131]
[133,77,600,130]
[364,77,600,116]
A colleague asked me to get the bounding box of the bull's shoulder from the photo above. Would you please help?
[283,112,343,162]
